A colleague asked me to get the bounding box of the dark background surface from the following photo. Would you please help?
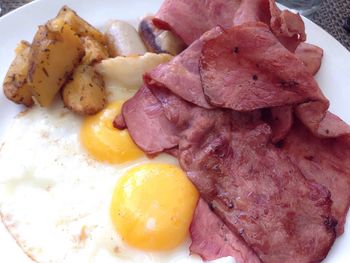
[1,0,349,50]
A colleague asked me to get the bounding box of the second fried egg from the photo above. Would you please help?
[0,53,206,263]
[0,100,203,263]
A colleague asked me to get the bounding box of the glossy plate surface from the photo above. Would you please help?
[0,0,349,262]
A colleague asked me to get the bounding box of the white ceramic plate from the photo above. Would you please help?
[0,0,349,262]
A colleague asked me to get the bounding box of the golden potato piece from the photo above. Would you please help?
[62,64,106,115]
[49,6,106,45]
[81,36,109,65]
[3,41,34,107]
[28,24,84,107]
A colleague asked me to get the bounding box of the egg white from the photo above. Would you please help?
[0,100,203,263]
[0,53,235,263]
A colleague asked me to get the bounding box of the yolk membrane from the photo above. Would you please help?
[80,101,143,164]
[110,163,199,251]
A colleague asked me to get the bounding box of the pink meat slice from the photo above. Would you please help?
[282,120,350,235]
[118,10,348,262]
[135,87,337,262]
[233,0,270,26]
[233,0,305,52]
[295,42,323,75]
[148,85,193,127]
[265,106,293,143]
[120,78,340,263]
[153,0,305,50]
[190,199,261,263]
[200,22,327,111]
[121,85,180,154]
[113,114,126,130]
[153,0,240,45]
[269,0,305,51]
[144,27,223,109]
[120,85,195,155]
[178,106,336,263]
[200,22,350,138]
[295,103,350,137]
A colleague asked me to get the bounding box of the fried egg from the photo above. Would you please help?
[80,101,144,164]
[111,163,199,251]
[0,53,234,263]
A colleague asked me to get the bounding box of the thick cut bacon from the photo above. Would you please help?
[295,104,350,137]
[269,0,305,51]
[200,22,350,138]
[148,85,193,127]
[232,0,305,52]
[233,0,270,26]
[295,43,323,75]
[120,85,194,155]
[200,22,327,112]
[121,84,340,262]
[127,86,337,262]
[144,27,223,109]
[178,107,336,263]
[265,106,293,143]
[190,199,261,263]
[282,121,350,235]
[117,7,349,262]
[121,85,179,154]
[153,0,305,50]
[113,114,126,130]
[153,0,240,45]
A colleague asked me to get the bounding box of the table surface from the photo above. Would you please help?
[1,0,349,51]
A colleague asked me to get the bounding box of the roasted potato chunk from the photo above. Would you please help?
[3,41,34,107]
[81,36,109,65]
[28,24,84,107]
[49,6,106,45]
[62,64,106,115]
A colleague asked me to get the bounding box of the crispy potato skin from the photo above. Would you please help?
[62,64,106,115]
[81,36,109,65]
[62,33,108,115]
[3,41,34,107]
[50,6,108,114]
[28,24,85,107]
[3,5,107,113]
[49,6,106,45]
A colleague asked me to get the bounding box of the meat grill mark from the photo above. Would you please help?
[283,121,350,235]
[279,80,299,88]
[190,199,262,263]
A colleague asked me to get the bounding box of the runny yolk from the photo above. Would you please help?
[80,101,143,164]
[110,163,199,251]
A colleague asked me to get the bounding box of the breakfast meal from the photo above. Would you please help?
[1,0,350,262]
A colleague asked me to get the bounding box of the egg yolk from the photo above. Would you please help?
[80,101,143,164]
[110,163,199,251]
